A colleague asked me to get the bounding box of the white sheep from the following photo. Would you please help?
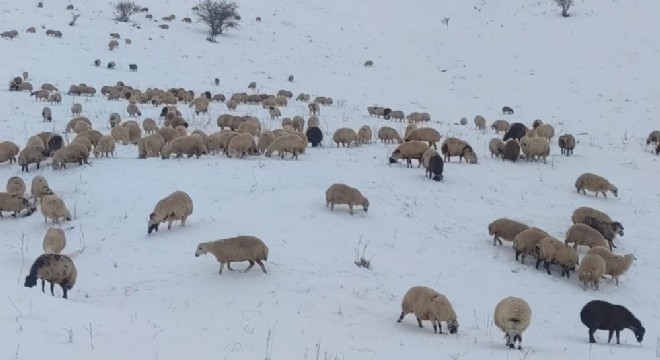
[377,126,402,144]
[194,236,269,275]
[520,137,550,163]
[94,135,116,158]
[6,176,26,196]
[474,115,487,130]
[512,227,549,264]
[578,253,607,290]
[586,246,635,286]
[24,254,77,299]
[488,218,529,246]
[389,140,429,168]
[489,138,505,158]
[41,194,72,223]
[325,183,369,215]
[575,173,618,198]
[405,127,442,149]
[494,296,532,349]
[147,191,194,234]
[357,125,372,144]
[332,128,358,147]
[564,223,608,250]
[0,192,36,217]
[397,286,459,334]
[534,237,579,278]
[31,175,54,204]
[43,227,66,254]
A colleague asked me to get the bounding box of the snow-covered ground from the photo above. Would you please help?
[1,0,659,359]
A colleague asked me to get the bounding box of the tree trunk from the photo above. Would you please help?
[562,6,569,17]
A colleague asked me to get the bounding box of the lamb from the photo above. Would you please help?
[94,135,116,158]
[503,123,528,142]
[147,190,194,234]
[441,138,477,164]
[325,183,370,215]
[377,126,402,144]
[41,194,72,223]
[127,103,142,117]
[143,118,159,134]
[31,176,54,204]
[71,103,82,116]
[194,236,269,274]
[6,176,26,196]
[305,127,323,147]
[404,127,442,149]
[32,89,50,101]
[122,121,142,144]
[520,137,550,163]
[161,136,207,159]
[575,173,618,198]
[535,124,555,140]
[24,254,77,299]
[17,146,44,172]
[227,133,256,159]
[42,106,52,122]
[564,223,609,250]
[489,138,505,158]
[474,115,487,130]
[397,286,459,334]
[357,125,372,144]
[512,227,550,264]
[43,227,66,254]
[426,155,444,181]
[558,134,576,156]
[580,300,645,344]
[534,236,579,278]
[586,246,635,286]
[0,141,20,164]
[645,130,660,146]
[488,218,529,246]
[389,141,429,168]
[578,254,607,290]
[0,193,36,217]
[491,120,510,133]
[52,143,90,169]
[332,127,358,147]
[264,134,306,159]
[494,297,532,349]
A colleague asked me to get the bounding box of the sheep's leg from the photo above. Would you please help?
[544,261,552,275]
[396,312,406,323]
[588,329,597,343]
[50,282,55,296]
[243,260,255,273]
[417,158,422,168]
[514,251,522,262]
[218,262,226,275]
[62,287,68,299]
[180,216,187,227]
[432,321,438,333]
[516,334,522,350]
[41,279,45,293]
[416,317,423,328]
[349,205,354,215]
[535,258,542,269]
[330,203,334,211]
[614,276,619,286]
[255,259,267,274]
[167,219,174,230]
[615,330,620,344]
[607,330,614,343]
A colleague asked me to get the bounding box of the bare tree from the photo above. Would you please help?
[194,0,240,42]
[113,1,141,22]
[554,0,574,17]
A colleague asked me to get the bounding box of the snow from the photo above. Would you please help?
[1,0,659,359]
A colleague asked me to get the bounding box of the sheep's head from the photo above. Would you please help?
[609,185,619,197]
[611,221,624,236]
[147,212,163,234]
[447,319,459,334]
[361,197,369,212]
[24,274,38,288]
[630,324,645,343]
[194,243,209,257]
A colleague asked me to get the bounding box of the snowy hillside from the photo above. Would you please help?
[1,0,659,359]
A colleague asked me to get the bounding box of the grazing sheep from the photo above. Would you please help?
[125,38,132,45]
[108,39,119,50]
[94,59,101,67]
[43,227,66,254]
[441,137,477,164]
[489,138,505,158]
[127,103,142,117]
[297,93,311,102]
[44,134,64,157]
[488,218,529,246]
[48,93,62,105]
[111,125,130,145]
[237,122,260,137]
[332,128,358,147]
[421,147,439,170]
[26,27,36,33]
[264,134,305,159]
[389,110,405,122]
[364,60,374,67]
[254,132,274,154]
[580,300,645,344]
[94,135,116,158]
[32,89,50,101]
[248,81,256,89]
[41,194,71,223]
[66,116,91,132]
[159,24,169,29]
[27,136,45,153]
[474,115,487,130]
[42,107,52,122]
[70,103,82,116]
[426,155,444,181]
[565,223,609,250]
[107,61,116,69]
[494,297,532,350]
[71,136,92,153]
[138,134,165,158]
[225,99,238,110]
[502,106,514,115]
[586,246,635,286]
[6,176,26,196]
[357,125,372,144]
[291,116,305,132]
[129,63,138,71]
[31,176,54,204]
[532,119,543,129]
[405,127,442,149]
[578,254,607,290]
[534,237,579,278]
[17,146,44,172]
[325,183,369,215]
[161,136,207,159]
[491,120,510,133]
[571,207,622,231]
[574,216,623,250]
[147,191,193,234]
[404,123,417,139]
[76,130,103,147]
[0,193,36,217]
[520,137,550,163]
[308,103,320,115]
[377,126,402,144]
[288,74,294,82]
[73,121,92,134]
[195,236,269,274]
[512,227,549,264]
[305,127,323,147]
[52,143,90,170]
[503,123,528,142]
[459,117,468,125]
[0,141,20,164]
[575,173,618,198]
[397,286,459,334]
[535,124,555,140]
[390,141,429,168]
[143,118,158,134]
[227,133,256,159]
[645,130,660,146]
[558,134,576,156]
[110,32,120,39]
[24,254,77,299]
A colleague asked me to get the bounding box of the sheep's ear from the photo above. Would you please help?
[149,212,156,220]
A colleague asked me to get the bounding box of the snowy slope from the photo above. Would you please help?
[1,0,659,359]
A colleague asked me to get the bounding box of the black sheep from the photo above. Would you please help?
[44,135,64,157]
[305,126,323,147]
[502,140,520,162]
[580,300,645,344]
[129,63,138,71]
[503,123,528,142]
[204,91,212,100]
[426,154,444,181]
[160,106,169,118]
[383,108,392,119]
[502,106,514,115]
[656,143,659,155]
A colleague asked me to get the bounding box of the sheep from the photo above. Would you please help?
[41,194,72,223]
[396,286,459,334]
[575,173,618,198]
[42,106,52,122]
[253,132,274,154]
[488,218,529,246]
[111,125,130,145]
[42,134,62,157]
[534,236,579,278]
[578,254,607,290]
[76,130,103,147]
[70,103,82,116]
[474,115,487,130]
[0,193,36,217]
[43,227,66,254]
[194,236,269,274]
[93,135,116,158]
[161,136,207,159]
[558,134,576,156]
[94,59,101,67]
[6,176,26,197]
[125,38,132,45]
[520,137,550,163]
[159,24,169,29]
[0,141,20,164]
[426,155,444,181]
[138,134,165,158]
[571,206,621,229]
[494,297,532,349]
[404,123,417,138]
[143,118,158,134]
[502,106,514,114]
[377,126,402,144]
[512,227,549,264]
[248,81,256,89]
[127,103,142,117]
[226,99,238,110]
[264,134,305,159]
[421,147,439,169]
[302,127,322,148]
[107,61,116,69]
[24,254,77,299]
[31,176,53,204]
[586,246,635,286]
[491,120,510,133]
[227,133,256,159]
[645,130,660,146]
[332,128,358,147]
[27,27,36,33]
[503,123,528,142]
[405,127,442,149]
[17,146,44,172]
[109,112,122,127]
[580,300,645,344]
[389,141,429,168]
[489,138,505,158]
[147,191,193,234]
[441,137,477,164]
[325,183,369,215]
[357,125,372,144]
[563,223,609,252]
[122,121,142,145]
[535,124,555,140]
[364,60,374,67]
[459,117,468,125]
[52,143,90,170]
[308,103,320,115]
[27,135,45,153]
[73,120,92,134]
[297,93,311,102]
[66,116,92,132]
[291,116,305,132]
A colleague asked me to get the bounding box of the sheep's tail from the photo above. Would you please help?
[263,246,269,261]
